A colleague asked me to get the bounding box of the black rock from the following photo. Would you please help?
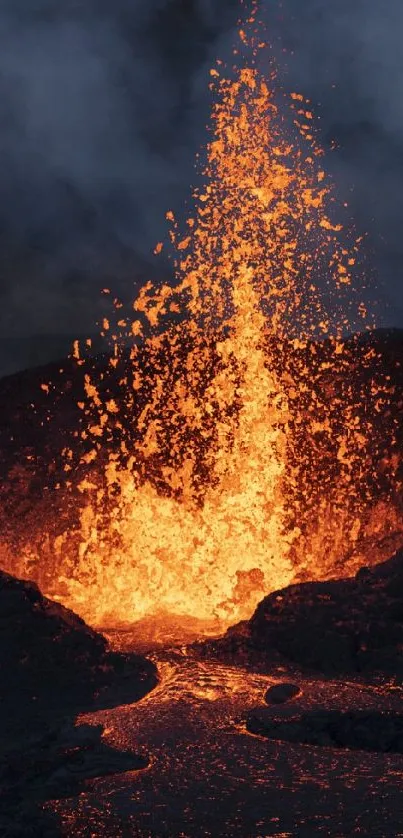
[0,569,158,835]
[247,549,403,676]
[0,568,158,740]
[264,683,301,704]
[247,709,403,754]
[0,569,107,738]
[203,549,403,679]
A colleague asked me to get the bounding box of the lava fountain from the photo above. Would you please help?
[1,3,401,634]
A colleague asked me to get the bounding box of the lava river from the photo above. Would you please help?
[49,640,403,837]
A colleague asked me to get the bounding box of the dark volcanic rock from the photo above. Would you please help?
[200,550,403,680]
[0,720,150,837]
[0,569,105,736]
[1,722,148,801]
[0,569,157,739]
[247,709,403,754]
[0,569,158,835]
[246,550,403,677]
[264,683,301,704]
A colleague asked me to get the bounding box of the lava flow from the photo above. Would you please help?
[1,2,402,635]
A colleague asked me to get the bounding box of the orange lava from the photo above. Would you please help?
[1,2,401,633]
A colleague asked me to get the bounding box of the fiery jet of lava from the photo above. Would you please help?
[4,2,401,632]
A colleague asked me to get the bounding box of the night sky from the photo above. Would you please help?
[0,0,402,376]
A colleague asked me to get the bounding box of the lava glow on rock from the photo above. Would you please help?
[2,2,402,634]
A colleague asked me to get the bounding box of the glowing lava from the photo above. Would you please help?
[1,2,401,633]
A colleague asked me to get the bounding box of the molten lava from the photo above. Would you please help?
[1,2,401,634]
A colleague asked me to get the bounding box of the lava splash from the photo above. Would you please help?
[1,2,401,633]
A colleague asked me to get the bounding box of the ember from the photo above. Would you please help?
[1,2,402,634]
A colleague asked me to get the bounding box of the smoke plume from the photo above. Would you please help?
[0,0,402,373]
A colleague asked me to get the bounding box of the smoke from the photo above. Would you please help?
[0,0,402,371]
[0,0,239,344]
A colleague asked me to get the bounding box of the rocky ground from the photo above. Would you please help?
[4,553,403,835]
[196,548,403,680]
[43,548,403,837]
[49,645,403,836]
[0,570,158,836]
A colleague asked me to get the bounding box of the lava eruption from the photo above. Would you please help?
[0,1,402,636]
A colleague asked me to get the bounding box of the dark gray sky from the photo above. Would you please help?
[0,0,402,374]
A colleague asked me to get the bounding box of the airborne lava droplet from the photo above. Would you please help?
[2,2,401,636]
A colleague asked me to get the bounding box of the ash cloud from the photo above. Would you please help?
[0,0,402,373]
[0,0,239,350]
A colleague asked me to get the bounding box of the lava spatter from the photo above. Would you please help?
[2,2,401,633]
